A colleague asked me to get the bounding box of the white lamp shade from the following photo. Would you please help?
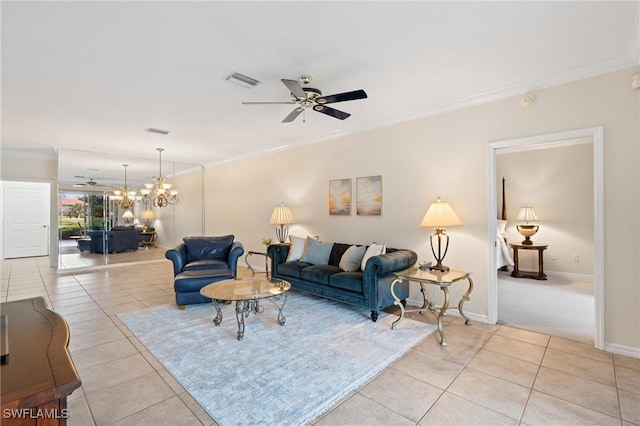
[269,203,295,225]
[420,199,462,228]
[122,210,134,219]
[517,207,539,222]
[141,209,156,221]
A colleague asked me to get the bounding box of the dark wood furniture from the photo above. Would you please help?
[509,243,548,280]
[1,297,81,425]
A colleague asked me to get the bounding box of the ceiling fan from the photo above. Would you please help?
[72,177,115,189]
[242,74,368,123]
[72,176,99,188]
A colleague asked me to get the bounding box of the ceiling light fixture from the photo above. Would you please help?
[146,148,179,208]
[112,164,137,210]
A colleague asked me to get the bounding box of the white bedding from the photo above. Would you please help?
[497,220,514,269]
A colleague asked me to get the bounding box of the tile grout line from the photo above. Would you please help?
[517,334,552,425]
[415,324,518,425]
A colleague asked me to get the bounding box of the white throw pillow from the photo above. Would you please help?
[286,235,307,261]
[339,245,366,272]
[361,243,386,270]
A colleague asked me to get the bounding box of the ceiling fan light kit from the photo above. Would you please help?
[243,74,367,123]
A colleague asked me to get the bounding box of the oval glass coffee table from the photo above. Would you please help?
[200,277,291,340]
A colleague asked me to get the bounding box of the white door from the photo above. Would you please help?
[2,182,50,258]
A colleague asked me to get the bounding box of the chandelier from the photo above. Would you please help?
[145,147,179,208]
[112,164,137,210]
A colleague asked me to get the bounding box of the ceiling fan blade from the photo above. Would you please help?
[316,89,367,104]
[281,79,307,99]
[242,101,296,105]
[313,105,351,120]
[282,107,304,123]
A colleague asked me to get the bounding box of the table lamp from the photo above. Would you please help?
[269,203,295,243]
[122,210,134,226]
[141,209,156,230]
[420,198,463,272]
[516,206,539,245]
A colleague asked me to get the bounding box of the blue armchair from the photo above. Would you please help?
[165,235,244,308]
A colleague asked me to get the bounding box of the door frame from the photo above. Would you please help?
[487,126,604,350]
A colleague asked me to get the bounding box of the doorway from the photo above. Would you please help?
[1,181,50,259]
[487,127,604,350]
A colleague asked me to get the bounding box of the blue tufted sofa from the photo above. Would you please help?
[87,227,140,253]
[165,235,244,309]
[268,242,416,322]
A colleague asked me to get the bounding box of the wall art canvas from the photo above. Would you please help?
[329,179,351,216]
[356,175,382,216]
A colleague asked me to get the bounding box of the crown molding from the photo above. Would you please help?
[0,147,57,160]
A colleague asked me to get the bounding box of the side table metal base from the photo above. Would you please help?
[390,275,474,346]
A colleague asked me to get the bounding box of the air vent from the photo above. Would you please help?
[224,71,260,88]
[145,127,170,135]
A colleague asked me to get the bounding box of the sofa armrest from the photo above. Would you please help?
[365,250,418,277]
[227,241,245,277]
[165,243,188,276]
[267,244,290,272]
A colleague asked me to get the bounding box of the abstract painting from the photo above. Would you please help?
[329,179,351,215]
[356,175,382,216]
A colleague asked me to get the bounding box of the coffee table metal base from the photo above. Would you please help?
[212,294,288,340]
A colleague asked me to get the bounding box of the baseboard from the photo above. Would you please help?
[604,342,640,359]
[508,268,594,281]
[545,270,594,281]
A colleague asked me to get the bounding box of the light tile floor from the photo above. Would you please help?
[1,256,638,425]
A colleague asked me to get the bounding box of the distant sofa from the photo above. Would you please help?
[87,227,140,253]
[268,238,416,322]
[165,235,244,308]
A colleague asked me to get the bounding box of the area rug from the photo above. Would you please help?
[118,291,436,426]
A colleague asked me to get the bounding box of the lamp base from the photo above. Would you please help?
[275,225,289,244]
[429,262,450,272]
[517,224,539,246]
[429,229,451,273]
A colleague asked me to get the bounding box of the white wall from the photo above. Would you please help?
[497,140,594,276]
[202,67,639,352]
[168,166,205,247]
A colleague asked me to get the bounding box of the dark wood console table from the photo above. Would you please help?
[1,297,81,425]
[509,243,548,280]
